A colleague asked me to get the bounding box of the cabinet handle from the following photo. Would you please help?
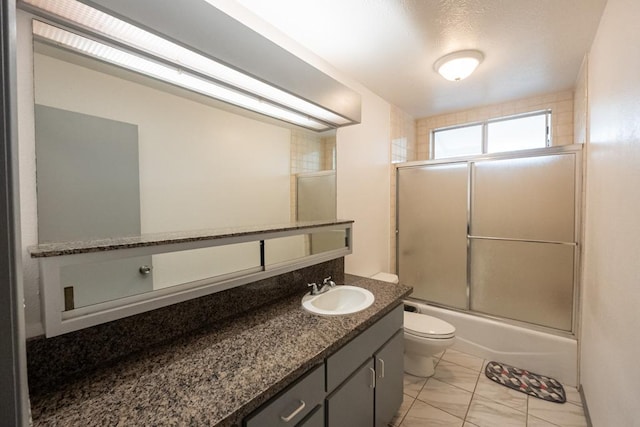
[378,358,385,379]
[280,400,306,422]
[369,367,376,388]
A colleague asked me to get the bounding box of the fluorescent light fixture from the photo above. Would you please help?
[434,50,484,81]
[24,0,351,129]
[33,21,328,130]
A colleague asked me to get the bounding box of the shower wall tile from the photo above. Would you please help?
[389,104,416,273]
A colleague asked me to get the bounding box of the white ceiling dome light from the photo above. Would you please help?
[434,50,484,81]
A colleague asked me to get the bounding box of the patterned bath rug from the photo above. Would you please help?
[485,361,566,403]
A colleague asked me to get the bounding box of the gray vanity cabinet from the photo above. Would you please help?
[325,305,404,427]
[374,330,404,427]
[326,359,375,427]
[243,304,403,427]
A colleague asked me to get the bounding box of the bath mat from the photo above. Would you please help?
[485,361,566,403]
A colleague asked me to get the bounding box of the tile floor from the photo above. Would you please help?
[390,349,588,427]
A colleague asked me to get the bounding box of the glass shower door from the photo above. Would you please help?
[397,163,468,309]
[469,153,578,331]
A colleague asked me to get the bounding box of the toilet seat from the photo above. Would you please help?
[404,312,455,339]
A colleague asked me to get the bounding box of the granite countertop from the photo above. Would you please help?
[29,219,354,258]
[30,275,412,426]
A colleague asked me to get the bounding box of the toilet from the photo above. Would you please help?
[371,273,457,377]
[403,310,456,377]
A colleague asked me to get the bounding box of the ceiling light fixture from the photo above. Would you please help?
[434,50,484,81]
[22,0,351,131]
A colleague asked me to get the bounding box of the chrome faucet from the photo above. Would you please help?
[308,277,337,296]
[318,276,336,293]
[307,283,320,295]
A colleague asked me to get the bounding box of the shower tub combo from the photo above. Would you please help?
[396,146,582,387]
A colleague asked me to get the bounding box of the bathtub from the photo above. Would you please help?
[405,300,578,387]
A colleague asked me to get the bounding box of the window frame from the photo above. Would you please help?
[430,110,552,159]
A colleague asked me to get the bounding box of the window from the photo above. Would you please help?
[432,111,551,159]
[432,124,483,159]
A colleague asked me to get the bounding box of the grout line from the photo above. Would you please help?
[396,393,418,427]
[462,358,484,423]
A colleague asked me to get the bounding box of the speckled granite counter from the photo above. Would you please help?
[29,219,353,257]
[30,275,411,426]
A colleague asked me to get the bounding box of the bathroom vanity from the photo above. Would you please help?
[28,275,411,426]
[245,302,404,427]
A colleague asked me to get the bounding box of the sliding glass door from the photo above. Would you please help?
[397,147,580,332]
[397,162,468,309]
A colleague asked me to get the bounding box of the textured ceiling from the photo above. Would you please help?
[230,0,607,118]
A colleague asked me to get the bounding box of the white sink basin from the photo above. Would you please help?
[302,285,374,316]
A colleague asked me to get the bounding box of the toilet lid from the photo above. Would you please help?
[404,312,456,339]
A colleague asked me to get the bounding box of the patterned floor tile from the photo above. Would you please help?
[527,397,588,427]
[441,349,485,372]
[465,395,527,427]
[403,373,428,398]
[433,360,481,393]
[400,400,464,427]
[527,414,561,426]
[416,378,473,419]
[393,349,588,427]
[389,394,415,427]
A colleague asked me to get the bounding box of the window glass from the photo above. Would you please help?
[433,124,483,159]
[487,114,548,153]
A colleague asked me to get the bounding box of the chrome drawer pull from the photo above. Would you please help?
[369,367,376,388]
[280,400,306,422]
[378,358,385,379]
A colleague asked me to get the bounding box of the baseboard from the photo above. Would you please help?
[578,384,593,427]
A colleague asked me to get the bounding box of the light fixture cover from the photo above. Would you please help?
[22,0,358,131]
[434,50,484,81]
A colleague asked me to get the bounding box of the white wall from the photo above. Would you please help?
[336,92,391,276]
[209,0,394,278]
[581,0,640,424]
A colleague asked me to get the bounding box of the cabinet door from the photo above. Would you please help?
[374,330,404,427]
[297,403,324,427]
[326,360,375,427]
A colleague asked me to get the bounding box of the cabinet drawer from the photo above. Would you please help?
[245,363,325,427]
[326,304,402,392]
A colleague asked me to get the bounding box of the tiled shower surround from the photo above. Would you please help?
[26,258,344,396]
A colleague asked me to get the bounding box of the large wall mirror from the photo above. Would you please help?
[29,15,340,318]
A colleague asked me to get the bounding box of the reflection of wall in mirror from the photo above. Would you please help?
[33,51,293,299]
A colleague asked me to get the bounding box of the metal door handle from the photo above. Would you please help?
[369,367,376,388]
[378,358,385,379]
[280,400,306,422]
[139,265,152,275]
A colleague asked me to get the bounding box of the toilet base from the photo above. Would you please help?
[404,353,435,377]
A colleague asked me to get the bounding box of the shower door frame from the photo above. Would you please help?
[396,144,583,337]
